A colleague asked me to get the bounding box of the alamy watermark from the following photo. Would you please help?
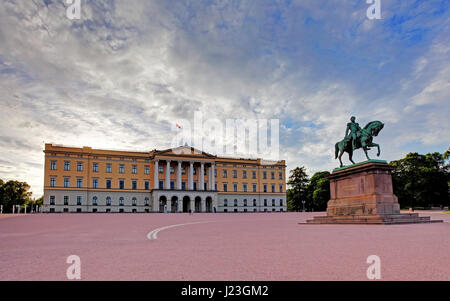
[366,255,381,280]
[170,112,280,163]
[366,0,382,20]
[66,0,81,20]
[66,255,81,280]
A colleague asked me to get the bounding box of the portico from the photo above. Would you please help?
[152,190,218,213]
[151,147,218,212]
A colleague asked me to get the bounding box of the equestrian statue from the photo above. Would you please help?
[335,116,384,167]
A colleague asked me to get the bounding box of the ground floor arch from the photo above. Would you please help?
[183,196,191,213]
[159,196,167,213]
[206,196,213,213]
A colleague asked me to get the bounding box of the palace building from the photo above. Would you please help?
[43,144,287,213]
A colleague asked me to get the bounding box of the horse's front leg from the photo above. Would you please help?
[361,140,371,160]
[371,143,381,157]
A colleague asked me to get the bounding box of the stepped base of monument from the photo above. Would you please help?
[305,213,443,225]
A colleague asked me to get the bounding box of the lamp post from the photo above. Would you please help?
[302,200,306,212]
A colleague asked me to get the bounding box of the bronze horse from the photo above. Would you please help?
[335,121,384,167]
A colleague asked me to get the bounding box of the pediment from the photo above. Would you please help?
[155,145,216,158]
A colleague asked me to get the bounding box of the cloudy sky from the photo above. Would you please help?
[0,0,449,197]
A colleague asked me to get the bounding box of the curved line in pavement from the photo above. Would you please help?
[147,221,213,240]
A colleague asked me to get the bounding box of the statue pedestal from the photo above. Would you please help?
[306,161,443,224]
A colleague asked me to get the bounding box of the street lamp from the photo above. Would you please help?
[302,200,306,212]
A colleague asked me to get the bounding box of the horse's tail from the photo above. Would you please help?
[335,142,339,159]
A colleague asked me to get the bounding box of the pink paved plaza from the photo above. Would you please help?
[0,212,449,281]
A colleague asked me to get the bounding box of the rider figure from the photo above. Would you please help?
[345,116,362,151]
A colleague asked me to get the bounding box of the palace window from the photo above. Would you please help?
[92,178,98,189]
[223,183,228,192]
[159,180,164,189]
[223,199,228,207]
[272,184,276,193]
[92,197,98,206]
[253,184,257,193]
[145,198,150,206]
[106,179,112,189]
[132,198,137,206]
[264,199,267,206]
[280,199,283,206]
[243,183,247,192]
[252,171,257,179]
[106,197,111,206]
[145,181,150,190]
[223,170,227,178]
[119,164,125,174]
[263,172,267,179]
[243,170,247,179]
[253,199,257,207]
[64,177,70,188]
[93,163,99,172]
[234,199,238,207]
[76,178,83,188]
[119,180,125,190]
[77,196,82,206]
[280,185,283,193]
[243,199,247,207]
[145,166,150,175]
[132,165,137,174]
[271,172,275,180]
[233,183,238,192]
[182,182,186,190]
[170,167,174,174]
[272,199,276,206]
[50,177,56,187]
[106,163,112,173]
[279,172,283,180]
[132,180,137,190]
[232,170,237,178]
[77,162,83,171]
[159,166,164,174]
[64,196,69,206]
[50,161,57,170]
[50,196,55,205]
[64,161,70,171]
[119,197,124,206]
[170,181,175,190]
[263,184,267,193]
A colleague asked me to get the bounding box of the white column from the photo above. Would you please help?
[165,160,171,189]
[200,162,205,191]
[154,160,159,189]
[189,162,194,190]
[178,199,183,213]
[201,198,206,213]
[211,163,215,191]
[177,161,182,190]
[208,165,211,190]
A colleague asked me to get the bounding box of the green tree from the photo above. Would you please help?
[306,171,331,211]
[0,180,32,213]
[444,147,450,160]
[390,152,449,209]
[287,167,309,211]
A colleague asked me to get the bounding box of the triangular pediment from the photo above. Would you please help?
[154,145,216,158]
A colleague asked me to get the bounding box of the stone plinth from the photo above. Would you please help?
[306,161,443,224]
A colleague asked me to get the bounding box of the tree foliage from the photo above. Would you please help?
[287,167,309,211]
[306,171,331,211]
[0,179,32,213]
[389,152,449,209]
[287,167,331,212]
